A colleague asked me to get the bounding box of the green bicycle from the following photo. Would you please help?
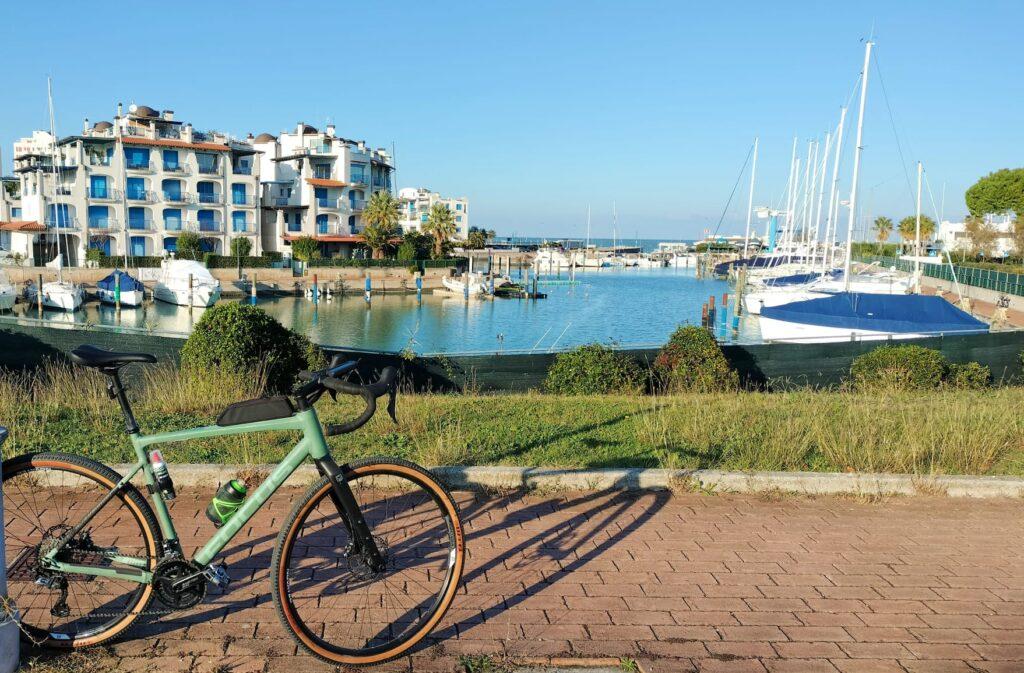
[1,344,465,666]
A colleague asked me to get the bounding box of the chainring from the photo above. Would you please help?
[153,558,207,610]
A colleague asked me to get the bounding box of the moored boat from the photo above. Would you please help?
[153,260,221,307]
[95,269,145,307]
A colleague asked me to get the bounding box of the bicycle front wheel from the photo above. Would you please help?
[271,458,465,666]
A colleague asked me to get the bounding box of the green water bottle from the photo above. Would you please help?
[206,480,247,527]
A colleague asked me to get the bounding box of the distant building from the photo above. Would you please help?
[397,187,469,240]
[6,103,260,264]
[936,214,1017,257]
[254,123,394,259]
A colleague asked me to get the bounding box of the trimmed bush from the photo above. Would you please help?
[544,344,643,395]
[204,254,279,269]
[654,325,737,392]
[946,361,991,389]
[850,344,948,390]
[180,303,325,393]
[99,255,163,268]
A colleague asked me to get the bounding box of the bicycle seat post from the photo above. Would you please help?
[105,368,140,435]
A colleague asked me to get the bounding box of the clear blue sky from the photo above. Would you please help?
[2,1,1021,240]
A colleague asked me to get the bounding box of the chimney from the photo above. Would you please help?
[116,102,123,118]
[163,110,175,121]
[326,124,336,137]
[297,122,305,135]
[83,118,89,134]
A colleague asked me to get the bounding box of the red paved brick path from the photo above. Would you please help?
[27,487,1024,672]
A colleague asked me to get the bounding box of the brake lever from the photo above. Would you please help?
[386,386,398,423]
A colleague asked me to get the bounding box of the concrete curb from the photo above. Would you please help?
[110,464,1024,499]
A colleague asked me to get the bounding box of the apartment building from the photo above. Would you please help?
[0,175,24,254]
[7,103,260,265]
[396,187,470,240]
[937,213,1019,257]
[254,123,394,258]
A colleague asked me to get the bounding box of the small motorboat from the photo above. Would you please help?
[153,260,221,307]
[95,269,145,307]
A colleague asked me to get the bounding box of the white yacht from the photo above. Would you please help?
[441,271,510,297]
[24,255,83,312]
[153,260,221,307]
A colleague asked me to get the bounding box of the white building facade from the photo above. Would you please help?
[6,103,261,265]
[396,187,469,240]
[254,123,394,259]
[936,213,1018,257]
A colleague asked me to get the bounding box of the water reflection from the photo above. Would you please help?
[4,267,759,352]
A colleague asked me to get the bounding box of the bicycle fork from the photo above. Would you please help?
[314,457,386,573]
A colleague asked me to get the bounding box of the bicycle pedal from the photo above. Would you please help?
[203,563,231,589]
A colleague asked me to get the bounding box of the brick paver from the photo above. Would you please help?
[21,487,1024,672]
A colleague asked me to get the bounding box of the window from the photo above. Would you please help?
[316,214,328,234]
[0,231,9,250]
[163,209,182,231]
[350,163,367,183]
[130,236,146,257]
[124,147,150,169]
[314,165,331,179]
[126,177,146,200]
[197,209,216,232]
[162,179,182,201]
[456,216,463,222]
[88,235,110,256]
[11,207,21,219]
[420,214,428,223]
[128,207,146,230]
[231,183,247,205]
[456,203,462,211]
[89,175,108,199]
[232,211,247,232]
[48,204,70,227]
[162,150,179,170]
[196,153,218,174]
[163,237,177,253]
[88,205,109,228]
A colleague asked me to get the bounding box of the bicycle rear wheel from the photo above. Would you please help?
[271,457,465,666]
[1,452,160,648]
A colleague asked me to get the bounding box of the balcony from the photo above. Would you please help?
[88,217,121,231]
[126,160,155,173]
[309,145,334,155]
[162,191,193,204]
[187,220,223,234]
[87,155,112,167]
[272,196,294,207]
[45,217,80,230]
[196,192,222,205]
[126,219,156,232]
[162,163,191,175]
[89,188,122,202]
[317,197,342,210]
[197,163,221,176]
[350,199,367,211]
[126,190,157,203]
[157,126,181,140]
[231,164,253,175]
[231,194,256,207]
[231,222,257,235]
[349,175,368,186]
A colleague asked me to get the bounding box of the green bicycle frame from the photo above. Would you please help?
[42,408,331,584]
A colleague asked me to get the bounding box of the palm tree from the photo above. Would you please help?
[872,216,893,253]
[361,190,399,259]
[423,203,456,258]
[898,215,937,253]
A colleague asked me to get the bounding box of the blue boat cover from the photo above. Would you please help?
[713,255,808,276]
[763,269,842,287]
[97,269,144,292]
[760,292,988,334]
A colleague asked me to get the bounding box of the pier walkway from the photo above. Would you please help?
[24,487,1024,673]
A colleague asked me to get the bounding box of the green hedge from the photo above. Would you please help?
[203,254,280,269]
[98,255,164,268]
[308,257,465,269]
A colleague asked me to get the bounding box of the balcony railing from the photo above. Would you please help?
[350,199,367,211]
[349,175,368,185]
[122,126,147,137]
[163,219,184,232]
[186,220,223,233]
[197,192,222,205]
[231,164,252,175]
[157,126,181,139]
[88,217,121,230]
[309,145,334,155]
[313,170,333,180]
[126,219,156,232]
[317,197,341,210]
[162,163,191,175]
[126,160,155,173]
[162,191,193,204]
[273,197,293,207]
[231,194,256,207]
[197,163,221,175]
[126,190,157,203]
[46,217,80,230]
[231,223,257,234]
[87,155,112,167]
[89,188,123,201]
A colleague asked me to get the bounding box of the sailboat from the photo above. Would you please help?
[753,40,984,343]
[0,270,17,311]
[25,254,84,311]
[153,259,221,307]
[95,269,145,307]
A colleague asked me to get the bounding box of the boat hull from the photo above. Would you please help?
[96,288,145,307]
[25,283,83,312]
[153,283,220,307]
[757,316,933,343]
[0,287,15,311]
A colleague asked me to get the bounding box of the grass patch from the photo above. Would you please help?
[1,362,1023,476]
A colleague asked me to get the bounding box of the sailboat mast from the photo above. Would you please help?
[612,201,617,255]
[586,205,591,249]
[843,40,873,291]
[825,107,848,271]
[914,160,923,284]
[782,137,798,257]
[811,130,832,271]
[743,136,758,257]
[46,77,65,283]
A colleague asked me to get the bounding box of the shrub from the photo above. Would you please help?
[180,303,325,393]
[229,237,253,258]
[544,344,643,395]
[850,344,948,390]
[291,236,321,263]
[176,232,202,260]
[654,325,737,392]
[946,361,991,389]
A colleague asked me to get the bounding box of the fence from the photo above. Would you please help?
[1,320,1022,392]
[860,255,1024,297]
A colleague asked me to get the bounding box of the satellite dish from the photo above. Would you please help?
[128,104,138,113]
